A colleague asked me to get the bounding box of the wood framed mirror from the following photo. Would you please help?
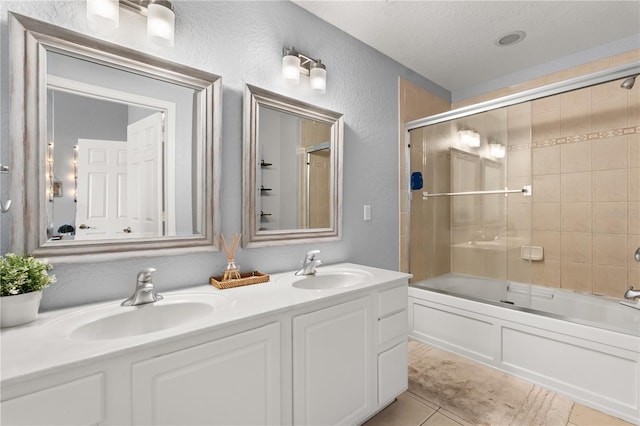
[9,13,222,261]
[243,85,343,248]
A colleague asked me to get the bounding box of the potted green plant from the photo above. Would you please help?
[1,253,56,328]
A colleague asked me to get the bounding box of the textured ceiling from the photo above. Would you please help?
[294,1,640,97]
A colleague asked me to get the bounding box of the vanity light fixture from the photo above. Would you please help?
[86,0,175,47]
[458,129,481,148]
[489,142,506,159]
[282,47,327,94]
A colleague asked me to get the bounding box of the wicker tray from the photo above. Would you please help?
[209,271,270,290]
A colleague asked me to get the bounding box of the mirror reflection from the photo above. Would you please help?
[45,51,200,242]
[243,85,343,248]
[258,107,332,231]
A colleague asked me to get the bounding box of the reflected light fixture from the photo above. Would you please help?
[282,47,328,94]
[73,145,79,203]
[458,129,481,148]
[489,142,506,159]
[47,142,55,202]
[86,0,176,47]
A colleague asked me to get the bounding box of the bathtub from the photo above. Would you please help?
[408,274,640,424]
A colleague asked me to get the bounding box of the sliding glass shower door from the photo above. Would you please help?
[408,104,533,305]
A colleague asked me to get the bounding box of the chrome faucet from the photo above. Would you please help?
[624,287,640,301]
[295,250,323,276]
[122,268,163,306]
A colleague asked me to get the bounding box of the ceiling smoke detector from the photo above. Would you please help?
[495,31,526,47]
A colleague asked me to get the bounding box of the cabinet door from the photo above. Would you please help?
[132,322,280,425]
[0,374,104,426]
[293,296,373,426]
[378,340,408,405]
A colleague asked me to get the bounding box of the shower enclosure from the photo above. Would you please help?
[406,63,640,334]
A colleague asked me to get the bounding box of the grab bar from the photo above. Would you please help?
[423,185,531,200]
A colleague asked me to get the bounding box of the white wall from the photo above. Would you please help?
[0,1,447,310]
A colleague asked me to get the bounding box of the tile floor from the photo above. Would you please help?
[364,355,634,426]
[364,391,633,426]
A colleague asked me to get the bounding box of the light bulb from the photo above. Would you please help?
[309,61,326,94]
[459,130,480,148]
[147,2,175,47]
[489,143,506,159]
[86,0,119,31]
[282,49,301,85]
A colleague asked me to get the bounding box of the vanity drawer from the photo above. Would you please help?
[378,309,407,345]
[378,284,407,318]
[0,373,104,425]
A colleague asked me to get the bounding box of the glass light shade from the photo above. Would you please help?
[86,0,119,31]
[282,54,301,85]
[309,64,327,94]
[458,130,480,148]
[147,3,175,47]
[489,143,506,159]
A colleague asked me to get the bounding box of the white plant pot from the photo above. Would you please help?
[1,291,43,328]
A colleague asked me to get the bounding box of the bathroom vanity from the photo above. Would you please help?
[0,263,410,426]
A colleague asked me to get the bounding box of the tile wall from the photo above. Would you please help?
[528,80,639,297]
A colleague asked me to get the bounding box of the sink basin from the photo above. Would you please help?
[71,301,213,340]
[47,291,234,341]
[279,269,372,290]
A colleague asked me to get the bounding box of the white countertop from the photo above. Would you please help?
[1,263,410,385]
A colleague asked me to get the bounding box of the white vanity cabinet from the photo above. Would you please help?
[0,264,410,426]
[1,320,282,426]
[376,284,409,407]
[293,296,374,425]
[291,282,409,426]
[132,322,281,425]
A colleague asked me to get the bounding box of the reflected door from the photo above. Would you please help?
[127,112,164,237]
[75,139,128,239]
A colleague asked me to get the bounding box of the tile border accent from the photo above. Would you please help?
[510,125,640,151]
